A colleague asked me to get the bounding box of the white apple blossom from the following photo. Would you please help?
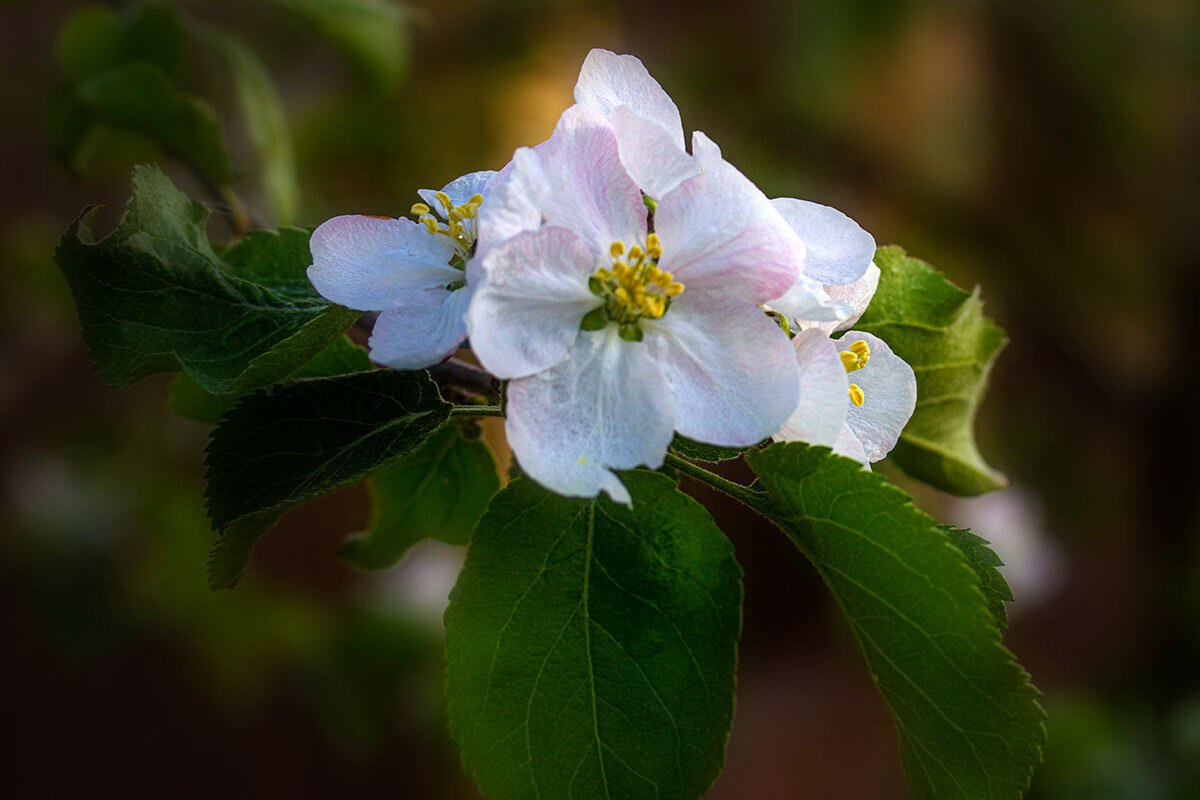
[307,170,498,370]
[573,48,869,325]
[466,104,803,503]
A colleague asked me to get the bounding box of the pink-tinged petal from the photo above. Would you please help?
[417,170,498,216]
[655,163,801,302]
[690,130,722,169]
[833,426,870,466]
[791,262,881,335]
[307,215,459,311]
[836,331,917,462]
[473,147,544,259]
[775,328,849,447]
[771,197,876,286]
[647,295,799,446]
[766,274,847,325]
[612,106,699,199]
[368,287,471,370]
[506,328,674,504]
[466,227,600,380]
[573,49,684,149]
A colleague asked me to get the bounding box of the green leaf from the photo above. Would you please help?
[669,434,751,463]
[746,443,1045,799]
[942,526,1013,630]
[56,4,184,82]
[53,165,359,394]
[74,62,234,186]
[170,335,372,424]
[200,27,300,225]
[267,0,410,92]
[205,369,451,588]
[445,472,742,800]
[856,245,1008,496]
[338,423,500,570]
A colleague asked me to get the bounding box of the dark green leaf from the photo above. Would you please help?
[268,0,410,92]
[55,4,184,82]
[339,423,500,570]
[205,369,452,588]
[746,443,1045,799]
[942,526,1013,630]
[200,27,299,225]
[54,165,358,394]
[445,472,742,800]
[170,335,372,424]
[74,63,234,186]
[857,245,1008,496]
[669,434,751,463]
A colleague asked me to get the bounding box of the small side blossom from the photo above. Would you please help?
[466,104,802,503]
[307,170,498,370]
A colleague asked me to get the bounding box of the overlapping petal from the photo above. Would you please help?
[611,105,699,200]
[573,48,685,149]
[648,294,799,446]
[506,329,674,504]
[775,328,848,447]
[369,287,471,370]
[307,215,458,311]
[771,197,875,286]
[417,170,497,215]
[655,162,802,302]
[466,227,599,379]
[836,331,917,463]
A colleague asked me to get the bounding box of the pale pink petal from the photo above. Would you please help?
[307,215,458,311]
[646,295,799,446]
[690,130,723,169]
[417,170,498,216]
[655,163,801,302]
[368,287,471,370]
[833,426,870,466]
[506,328,674,504]
[775,328,849,447]
[612,106,699,199]
[573,49,684,149]
[836,331,917,462]
[771,197,875,286]
[766,274,846,325]
[822,262,881,334]
[466,227,600,380]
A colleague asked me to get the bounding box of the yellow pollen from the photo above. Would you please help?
[841,340,870,372]
[848,383,865,407]
[413,190,485,262]
[588,236,684,329]
[410,202,430,215]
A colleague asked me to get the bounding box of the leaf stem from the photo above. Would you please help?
[663,452,765,511]
[450,404,504,418]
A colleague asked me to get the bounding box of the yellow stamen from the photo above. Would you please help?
[610,241,625,257]
[410,202,430,216]
[841,340,870,372]
[588,236,685,329]
[848,384,865,407]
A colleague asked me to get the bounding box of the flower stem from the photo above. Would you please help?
[663,452,765,512]
[450,404,504,418]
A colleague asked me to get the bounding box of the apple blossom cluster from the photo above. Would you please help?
[307,49,916,503]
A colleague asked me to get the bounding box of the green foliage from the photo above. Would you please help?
[668,434,751,463]
[445,472,742,800]
[857,245,1008,496]
[267,0,411,92]
[340,423,500,570]
[746,443,1045,799]
[204,369,451,588]
[54,165,359,394]
[942,526,1013,630]
[170,335,372,424]
[51,4,233,185]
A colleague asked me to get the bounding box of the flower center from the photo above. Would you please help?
[840,339,870,407]
[582,234,685,341]
[411,191,484,269]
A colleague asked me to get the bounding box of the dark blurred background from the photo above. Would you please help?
[3,0,1198,797]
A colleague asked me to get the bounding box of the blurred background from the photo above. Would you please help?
[2,0,1198,796]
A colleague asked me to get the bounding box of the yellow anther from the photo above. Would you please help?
[421,216,439,235]
[850,340,870,358]
[628,245,644,260]
[646,232,660,250]
[840,351,861,372]
[594,268,613,281]
[610,241,625,257]
[467,193,484,206]
[435,191,453,211]
[612,261,628,278]
[665,282,684,297]
[646,266,663,283]
[410,202,430,216]
[615,287,631,306]
[848,384,865,407]
[590,236,684,328]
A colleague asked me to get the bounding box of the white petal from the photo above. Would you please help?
[307,215,458,311]
[466,227,599,380]
[775,328,849,447]
[368,287,471,370]
[573,49,684,149]
[833,425,870,466]
[655,163,802,303]
[473,147,545,258]
[771,197,875,286]
[789,262,881,335]
[506,328,674,504]
[690,130,722,168]
[826,262,881,333]
[612,105,699,199]
[836,331,917,462]
[647,295,799,446]
[417,169,498,216]
[766,274,847,324]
